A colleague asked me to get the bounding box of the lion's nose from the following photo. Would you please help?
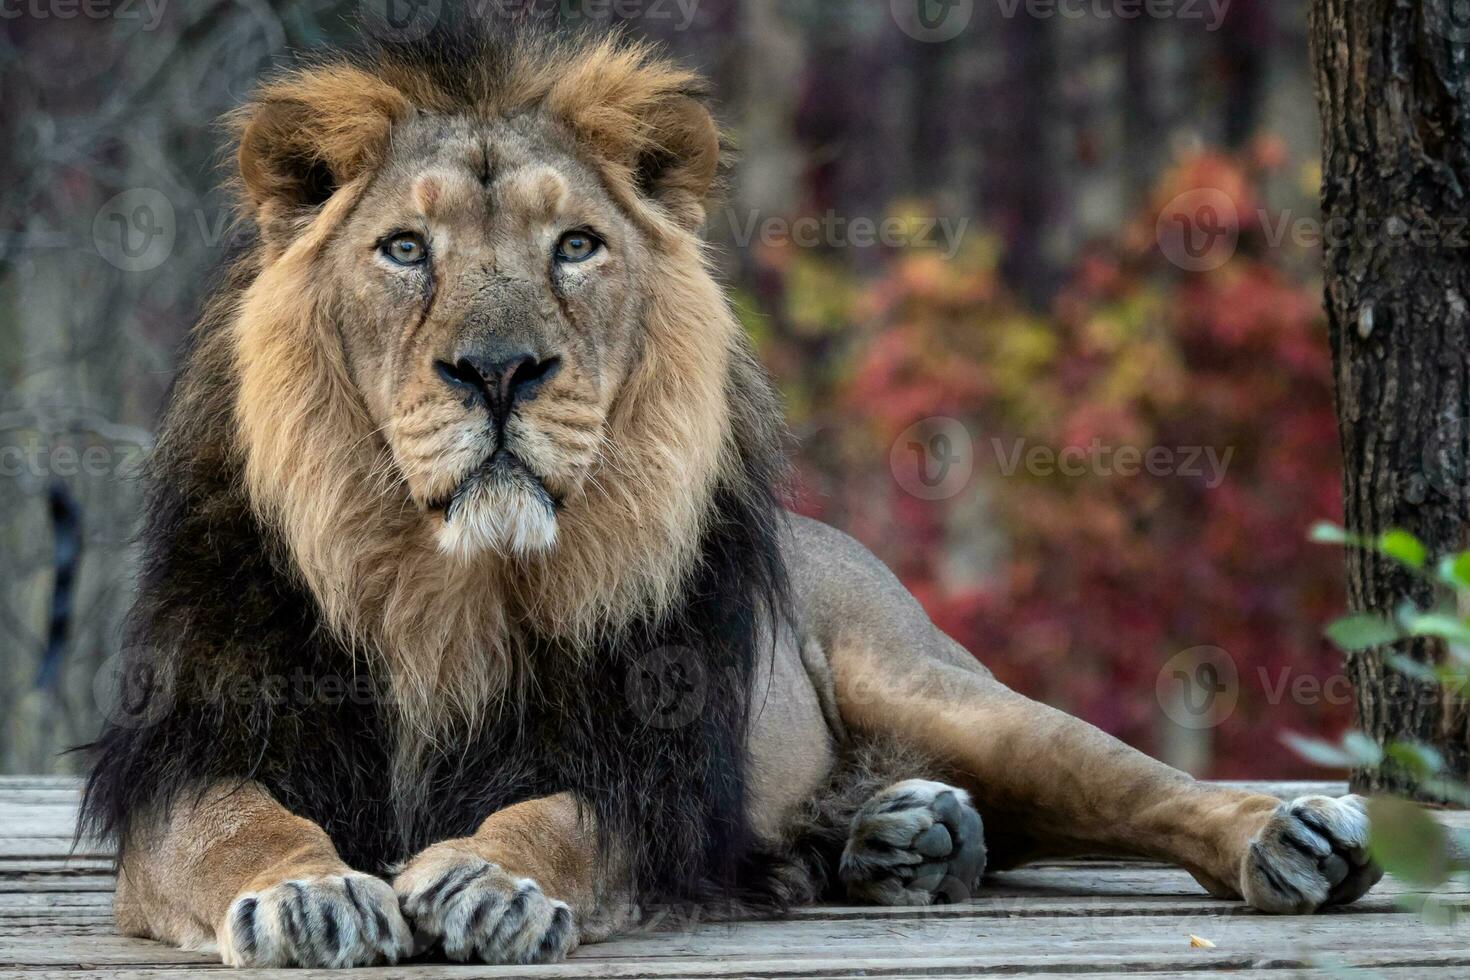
[435,349,562,421]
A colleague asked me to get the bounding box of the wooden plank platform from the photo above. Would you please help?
[1,778,1466,978]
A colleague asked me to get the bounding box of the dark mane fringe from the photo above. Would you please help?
[357,2,711,102]
[364,6,740,205]
[79,14,793,912]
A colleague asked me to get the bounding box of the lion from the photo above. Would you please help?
[80,17,1382,969]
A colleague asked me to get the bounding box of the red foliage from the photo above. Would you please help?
[754,153,1350,778]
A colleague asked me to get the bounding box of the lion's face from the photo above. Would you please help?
[324,113,648,557]
[228,36,761,667]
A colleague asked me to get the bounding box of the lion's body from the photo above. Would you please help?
[84,278,787,901]
[82,16,1382,969]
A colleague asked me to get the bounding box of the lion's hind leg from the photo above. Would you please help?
[840,779,987,906]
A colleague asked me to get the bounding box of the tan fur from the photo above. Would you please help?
[393,793,638,946]
[781,516,1378,910]
[115,783,355,954]
[233,66,412,254]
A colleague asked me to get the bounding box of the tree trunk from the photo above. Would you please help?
[1309,0,1470,798]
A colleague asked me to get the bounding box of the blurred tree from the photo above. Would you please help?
[1310,0,1470,797]
[992,7,1058,306]
[1218,0,1271,148]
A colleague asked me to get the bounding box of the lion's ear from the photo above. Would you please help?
[545,41,721,232]
[234,68,410,244]
[633,94,721,231]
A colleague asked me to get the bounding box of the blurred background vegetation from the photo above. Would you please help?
[0,0,1341,778]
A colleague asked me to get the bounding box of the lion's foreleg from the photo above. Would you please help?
[392,792,634,965]
[830,646,1380,912]
[116,781,410,968]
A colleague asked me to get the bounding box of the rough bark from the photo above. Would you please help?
[1309,0,1470,796]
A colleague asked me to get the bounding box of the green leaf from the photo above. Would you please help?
[1453,829,1470,868]
[1394,599,1422,627]
[1386,653,1440,684]
[1341,732,1386,767]
[1436,552,1470,589]
[1306,956,1380,980]
[1380,530,1427,568]
[1326,613,1401,651]
[1385,741,1446,777]
[1309,523,1351,545]
[1281,732,1356,768]
[1420,779,1470,808]
[1368,797,1451,887]
[1399,610,1470,646]
[1436,665,1470,697]
[1395,893,1463,926]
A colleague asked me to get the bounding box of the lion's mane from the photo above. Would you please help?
[81,16,791,909]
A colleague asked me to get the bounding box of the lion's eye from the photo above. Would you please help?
[555,230,602,264]
[382,232,429,266]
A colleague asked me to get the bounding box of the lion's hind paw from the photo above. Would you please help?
[1241,794,1384,913]
[839,779,987,906]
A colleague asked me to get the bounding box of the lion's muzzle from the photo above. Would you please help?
[437,450,558,559]
[434,346,562,426]
[429,331,565,559]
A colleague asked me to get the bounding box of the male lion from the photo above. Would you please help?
[82,18,1381,969]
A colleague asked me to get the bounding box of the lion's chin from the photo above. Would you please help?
[435,454,558,560]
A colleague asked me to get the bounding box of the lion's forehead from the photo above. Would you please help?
[379,114,602,226]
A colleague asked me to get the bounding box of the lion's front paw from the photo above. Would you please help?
[840,779,987,906]
[1241,795,1384,913]
[221,871,411,968]
[394,845,577,965]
